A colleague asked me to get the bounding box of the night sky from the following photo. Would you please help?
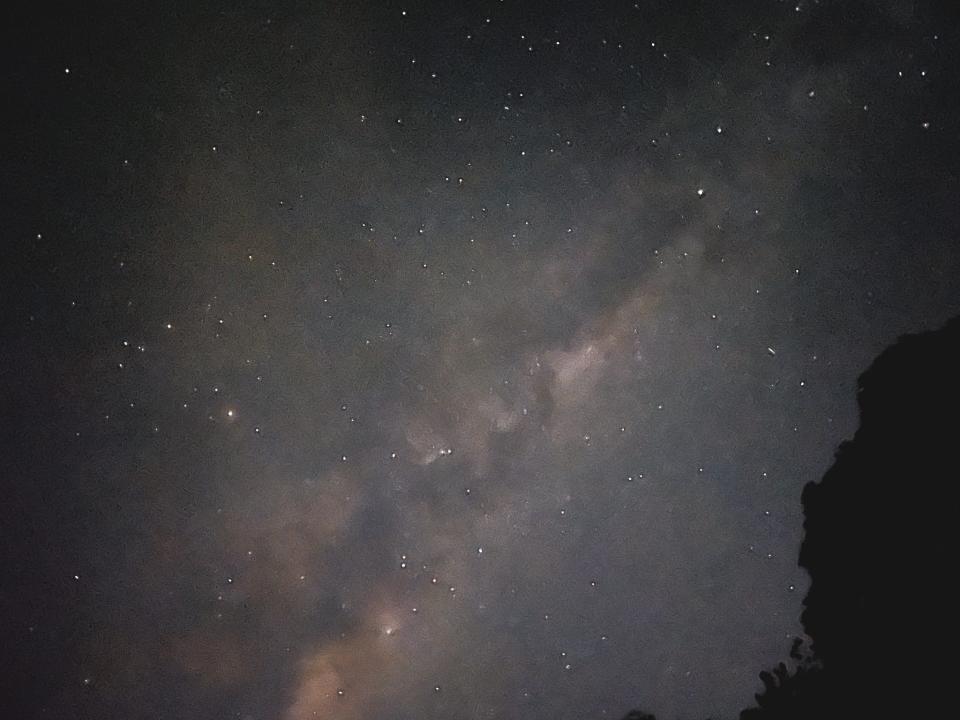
[4,1,960,719]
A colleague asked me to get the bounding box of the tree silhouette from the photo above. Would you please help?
[745,315,960,719]
[622,315,960,720]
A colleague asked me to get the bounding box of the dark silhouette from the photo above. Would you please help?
[625,316,960,719]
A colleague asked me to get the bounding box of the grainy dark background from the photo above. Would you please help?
[3,1,959,718]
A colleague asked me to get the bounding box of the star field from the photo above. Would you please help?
[4,2,960,719]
